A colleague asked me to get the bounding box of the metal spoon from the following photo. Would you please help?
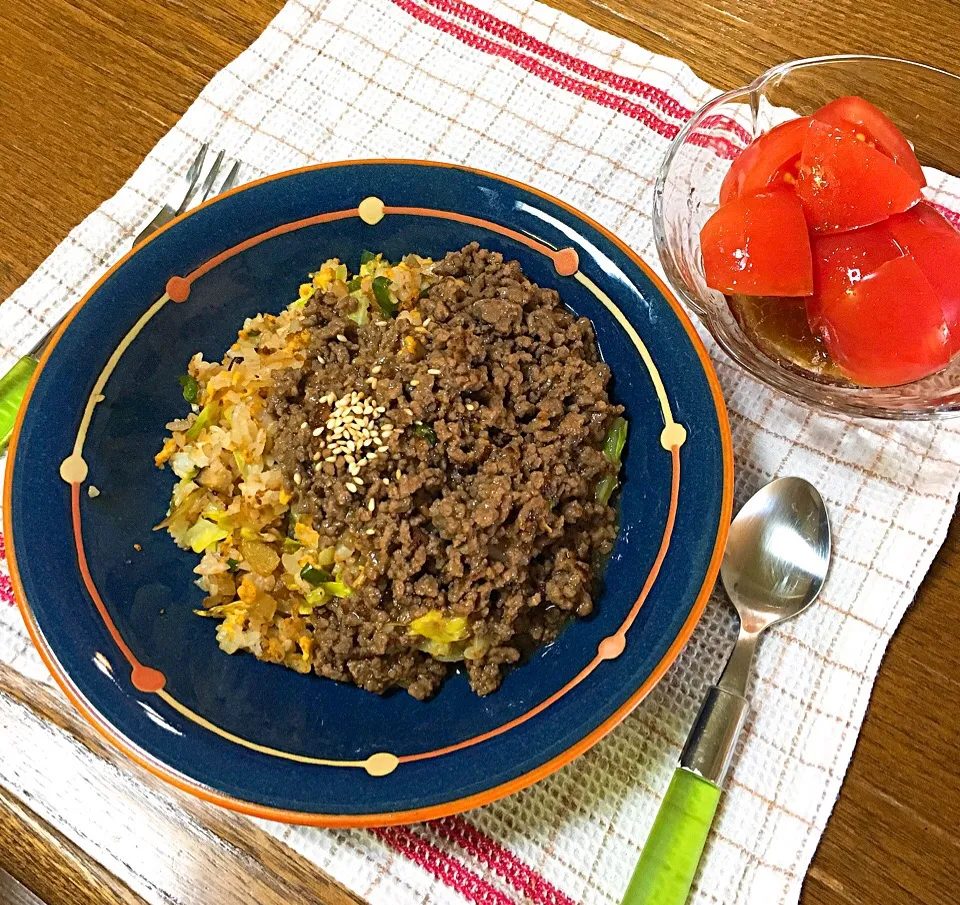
[621,477,831,905]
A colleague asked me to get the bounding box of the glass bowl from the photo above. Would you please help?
[654,55,960,420]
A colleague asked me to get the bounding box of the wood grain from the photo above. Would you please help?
[0,664,366,905]
[0,869,48,905]
[1,1,959,904]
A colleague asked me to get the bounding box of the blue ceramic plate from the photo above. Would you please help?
[7,161,732,826]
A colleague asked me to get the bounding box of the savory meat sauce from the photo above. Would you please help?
[267,245,623,697]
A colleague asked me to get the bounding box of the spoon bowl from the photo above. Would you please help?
[721,477,831,635]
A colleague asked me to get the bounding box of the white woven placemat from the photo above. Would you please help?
[2,1,959,903]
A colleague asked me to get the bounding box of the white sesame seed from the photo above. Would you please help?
[423,318,432,327]
[409,379,419,387]
[345,454,356,464]
[376,406,386,414]
[427,368,441,375]
[325,455,336,462]
[313,452,321,461]
[354,476,364,486]
[404,408,414,416]
[347,440,357,452]
[369,378,378,389]
[312,427,323,437]
[466,403,475,411]
[293,473,302,485]
[368,499,376,512]
[377,320,388,327]
[371,365,382,375]
[300,421,308,429]
[317,356,325,365]
[346,482,357,493]
[377,445,389,453]
[337,334,348,342]
[366,452,377,461]
[366,528,376,535]
[396,468,402,480]
[415,326,428,334]
[383,478,390,486]
[349,464,361,476]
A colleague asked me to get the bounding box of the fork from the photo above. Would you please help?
[0,144,241,451]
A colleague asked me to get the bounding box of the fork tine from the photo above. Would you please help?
[194,149,225,205]
[175,143,208,213]
[217,160,241,196]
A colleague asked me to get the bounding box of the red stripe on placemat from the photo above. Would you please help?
[420,0,692,120]
[432,816,577,905]
[0,573,13,607]
[389,0,744,158]
[373,826,520,905]
[0,533,11,606]
[390,0,679,141]
[414,0,753,146]
[933,202,960,229]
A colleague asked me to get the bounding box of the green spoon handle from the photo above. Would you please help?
[0,355,39,451]
[621,768,722,905]
[621,685,750,905]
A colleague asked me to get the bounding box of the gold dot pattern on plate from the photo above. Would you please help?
[358,196,385,225]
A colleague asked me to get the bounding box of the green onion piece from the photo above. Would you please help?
[246,330,261,339]
[300,565,332,586]
[305,586,330,608]
[346,276,362,292]
[413,422,438,445]
[419,287,430,299]
[334,263,348,282]
[178,374,199,403]
[282,538,301,554]
[286,511,299,538]
[372,276,398,316]
[602,416,628,466]
[321,580,352,598]
[360,250,377,265]
[596,475,618,505]
[185,402,219,441]
[226,558,239,571]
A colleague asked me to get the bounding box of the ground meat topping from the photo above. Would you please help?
[267,243,623,698]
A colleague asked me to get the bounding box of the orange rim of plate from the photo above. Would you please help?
[4,159,734,827]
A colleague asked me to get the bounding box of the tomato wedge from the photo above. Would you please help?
[809,255,951,386]
[806,222,903,331]
[796,122,923,233]
[814,96,926,187]
[701,191,813,296]
[887,202,960,353]
[719,117,813,204]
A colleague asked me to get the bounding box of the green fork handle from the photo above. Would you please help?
[621,768,722,905]
[0,355,39,451]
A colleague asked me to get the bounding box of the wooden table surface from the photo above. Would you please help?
[1,1,959,903]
